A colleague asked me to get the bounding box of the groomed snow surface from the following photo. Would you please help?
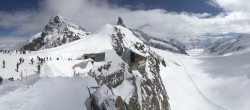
[0,52,98,110]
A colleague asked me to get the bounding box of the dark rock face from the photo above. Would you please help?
[140,50,170,110]
[112,27,125,56]
[117,17,126,27]
[115,96,127,110]
[86,26,170,110]
[110,26,170,110]
[91,85,127,110]
[132,30,188,55]
[87,61,126,89]
[22,34,45,51]
[127,76,140,110]
[91,96,101,110]
[22,15,90,51]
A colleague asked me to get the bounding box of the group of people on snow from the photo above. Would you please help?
[0,52,74,85]
[0,49,30,55]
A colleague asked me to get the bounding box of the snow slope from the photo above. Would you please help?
[153,48,227,110]
[0,76,98,110]
[155,48,250,110]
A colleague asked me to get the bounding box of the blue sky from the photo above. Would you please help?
[0,0,250,39]
[0,0,222,14]
[108,0,222,15]
[0,0,39,12]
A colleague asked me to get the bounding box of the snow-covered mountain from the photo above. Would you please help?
[22,15,90,51]
[18,17,171,110]
[131,30,188,55]
[203,35,250,55]
[2,16,250,110]
[181,35,250,55]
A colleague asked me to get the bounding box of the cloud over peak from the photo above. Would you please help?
[0,0,250,39]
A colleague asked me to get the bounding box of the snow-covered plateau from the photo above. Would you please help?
[0,16,249,110]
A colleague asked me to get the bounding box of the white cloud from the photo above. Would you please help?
[1,0,250,39]
[210,0,250,12]
[0,35,27,49]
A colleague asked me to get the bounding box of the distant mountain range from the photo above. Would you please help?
[203,34,250,55]
[22,15,250,56]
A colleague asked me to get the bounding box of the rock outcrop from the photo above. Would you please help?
[88,23,170,110]
[117,17,126,27]
[91,85,127,110]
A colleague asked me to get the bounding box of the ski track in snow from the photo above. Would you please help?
[176,55,228,110]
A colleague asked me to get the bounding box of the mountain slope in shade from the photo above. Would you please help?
[203,34,250,55]
[131,30,188,55]
[22,15,90,51]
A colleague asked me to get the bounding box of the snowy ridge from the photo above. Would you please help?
[131,30,187,55]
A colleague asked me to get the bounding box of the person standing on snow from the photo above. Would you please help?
[40,58,43,65]
[2,60,5,69]
[19,58,22,64]
[16,62,19,72]
[31,58,34,65]
[0,76,3,85]
[37,64,41,73]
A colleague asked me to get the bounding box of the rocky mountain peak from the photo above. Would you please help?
[48,15,73,26]
[22,15,90,51]
[50,15,69,23]
[117,17,126,27]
